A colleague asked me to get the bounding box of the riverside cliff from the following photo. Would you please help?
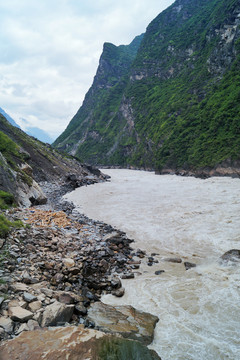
[54,0,240,176]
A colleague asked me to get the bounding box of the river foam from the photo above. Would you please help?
[64,169,240,360]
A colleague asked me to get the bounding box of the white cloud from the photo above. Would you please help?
[0,0,174,140]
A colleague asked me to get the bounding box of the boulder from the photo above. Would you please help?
[41,301,74,327]
[87,302,159,345]
[0,326,161,360]
[220,249,240,263]
[8,307,33,322]
[0,317,14,333]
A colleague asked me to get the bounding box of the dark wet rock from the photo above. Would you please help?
[110,277,122,289]
[220,249,240,263]
[135,249,146,258]
[112,288,125,297]
[164,257,182,263]
[121,272,134,279]
[58,293,75,305]
[0,283,8,293]
[87,302,159,345]
[75,302,88,316]
[155,270,165,275]
[184,262,197,270]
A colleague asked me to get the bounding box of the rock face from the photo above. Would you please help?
[0,326,161,360]
[0,113,107,207]
[54,0,240,175]
[87,302,159,345]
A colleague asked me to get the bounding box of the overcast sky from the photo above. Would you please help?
[0,0,174,140]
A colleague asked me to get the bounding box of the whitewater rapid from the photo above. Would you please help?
[64,169,240,360]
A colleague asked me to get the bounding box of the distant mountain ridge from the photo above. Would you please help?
[0,107,20,128]
[54,0,240,175]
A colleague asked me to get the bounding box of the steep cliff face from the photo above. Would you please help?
[53,35,144,165]
[54,0,240,173]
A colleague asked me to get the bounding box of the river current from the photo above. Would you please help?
[65,169,240,360]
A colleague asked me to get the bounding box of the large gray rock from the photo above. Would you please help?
[0,326,161,360]
[0,317,14,333]
[17,179,47,207]
[87,301,159,345]
[8,307,33,323]
[41,301,74,327]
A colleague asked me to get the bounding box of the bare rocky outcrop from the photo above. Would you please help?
[0,326,161,360]
[87,302,159,345]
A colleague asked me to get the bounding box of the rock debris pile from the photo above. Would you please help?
[0,206,149,342]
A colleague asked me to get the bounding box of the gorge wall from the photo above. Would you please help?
[54,0,240,175]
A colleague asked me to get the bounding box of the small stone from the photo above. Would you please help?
[68,267,80,275]
[155,270,165,275]
[51,273,64,285]
[184,262,197,270]
[15,323,29,335]
[74,302,87,316]
[164,257,182,263]
[0,297,4,307]
[40,288,53,298]
[110,277,122,289]
[9,306,34,322]
[28,301,42,312]
[63,258,75,268]
[0,327,5,339]
[23,292,37,303]
[58,293,75,305]
[121,273,134,279]
[0,283,8,293]
[112,288,125,297]
[11,282,29,292]
[27,319,40,331]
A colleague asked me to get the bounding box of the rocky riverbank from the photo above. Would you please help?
[0,182,161,359]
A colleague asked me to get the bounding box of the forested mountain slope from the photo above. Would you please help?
[54,0,240,175]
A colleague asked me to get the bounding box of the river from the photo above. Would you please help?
[64,169,240,360]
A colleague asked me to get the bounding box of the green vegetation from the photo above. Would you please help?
[0,191,15,209]
[53,0,240,171]
[0,130,23,168]
[97,337,159,360]
[0,214,23,238]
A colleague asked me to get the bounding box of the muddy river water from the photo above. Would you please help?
[65,169,240,360]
